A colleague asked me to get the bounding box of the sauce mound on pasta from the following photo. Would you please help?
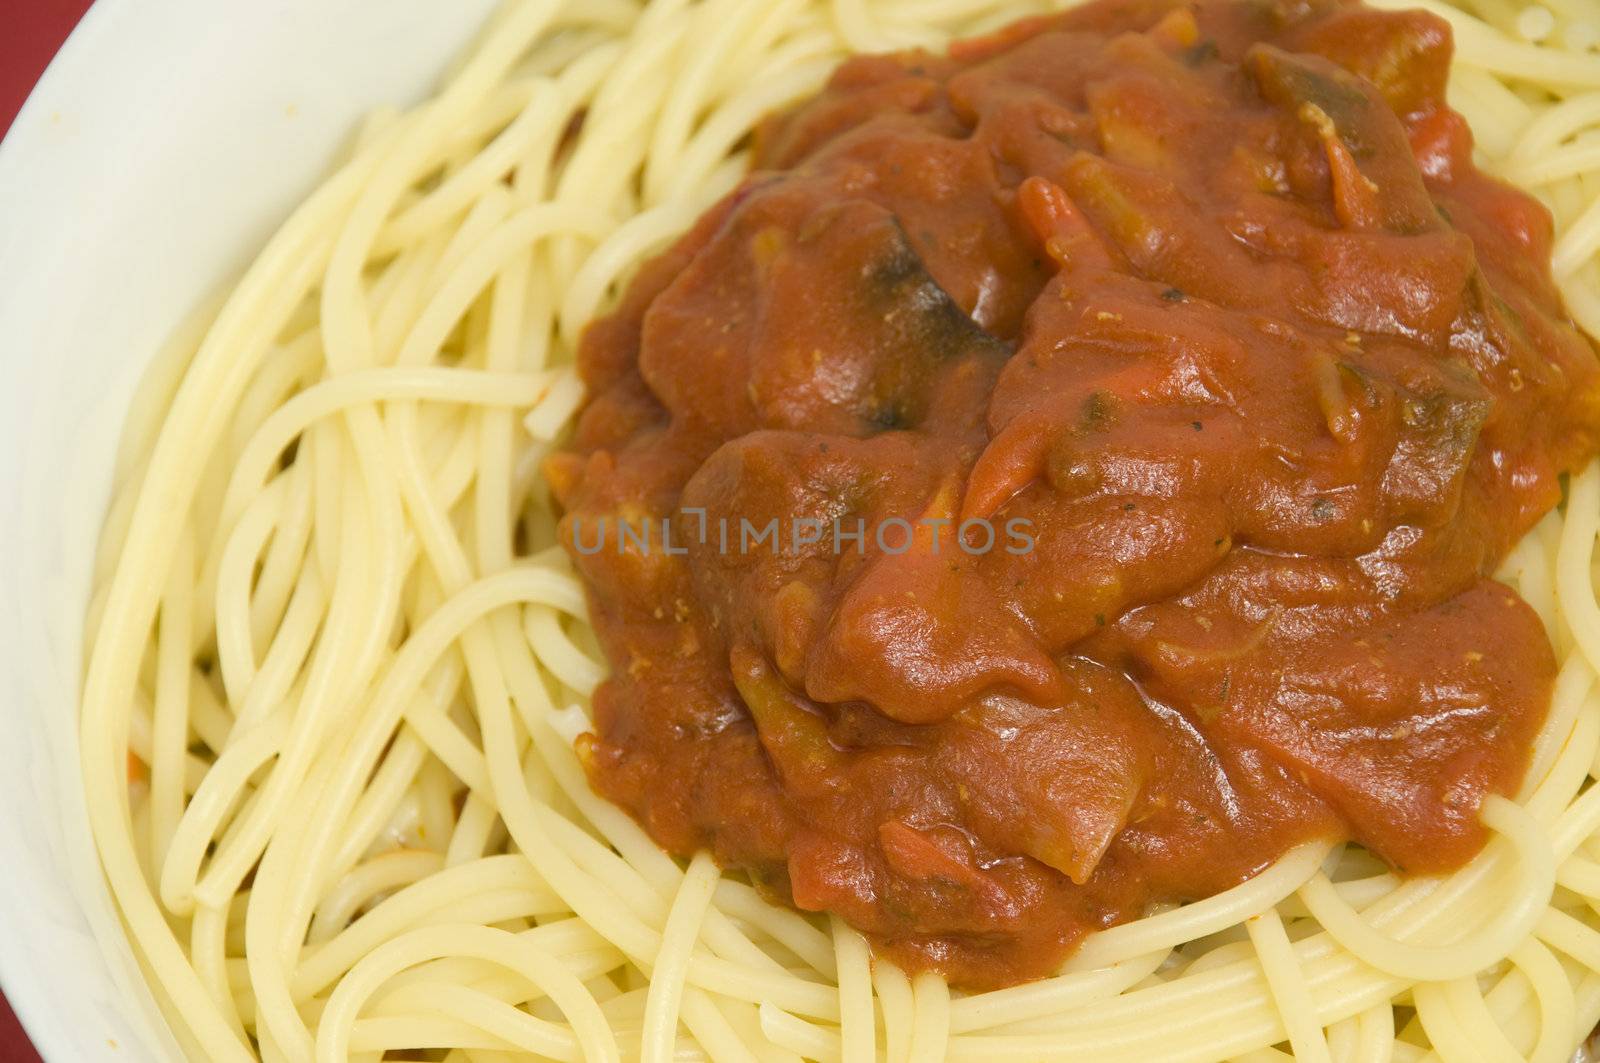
[549,0,1600,986]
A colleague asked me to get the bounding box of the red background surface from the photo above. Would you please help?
[1,0,93,138]
[3,0,97,1054]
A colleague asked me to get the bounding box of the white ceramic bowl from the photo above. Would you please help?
[0,3,500,1057]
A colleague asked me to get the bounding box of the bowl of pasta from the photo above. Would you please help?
[8,2,1600,1062]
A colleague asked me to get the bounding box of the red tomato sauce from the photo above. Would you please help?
[549,0,1600,987]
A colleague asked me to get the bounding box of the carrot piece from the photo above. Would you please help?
[1301,103,1382,230]
[1017,176,1114,272]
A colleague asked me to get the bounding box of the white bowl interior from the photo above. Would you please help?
[0,1,498,1056]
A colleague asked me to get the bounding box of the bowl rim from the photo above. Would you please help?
[0,3,125,1053]
[0,1,101,161]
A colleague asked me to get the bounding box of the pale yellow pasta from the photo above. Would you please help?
[79,0,1600,1060]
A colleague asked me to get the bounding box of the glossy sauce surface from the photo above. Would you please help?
[550,0,1600,986]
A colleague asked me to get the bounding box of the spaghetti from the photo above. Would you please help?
[79,0,1600,1060]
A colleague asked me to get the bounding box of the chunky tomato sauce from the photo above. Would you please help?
[549,0,1600,986]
